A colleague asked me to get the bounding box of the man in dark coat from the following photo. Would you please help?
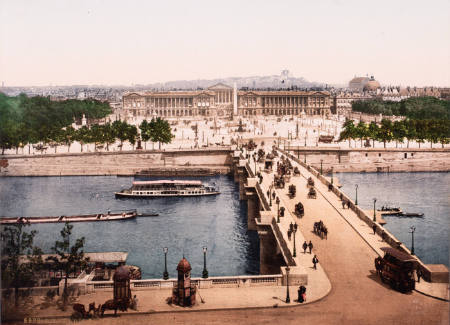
[308,241,313,254]
[312,255,319,269]
[302,241,308,254]
[372,224,377,235]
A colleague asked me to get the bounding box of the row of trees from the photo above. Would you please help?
[1,223,88,311]
[0,93,175,154]
[339,119,450,148]
[0,94,112,154]
[351,96,450,120]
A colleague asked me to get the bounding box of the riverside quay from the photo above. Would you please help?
[122,83,332,118]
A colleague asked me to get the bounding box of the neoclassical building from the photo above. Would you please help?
[122,83,331,118]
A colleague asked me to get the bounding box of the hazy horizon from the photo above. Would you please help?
[1,0,449,87]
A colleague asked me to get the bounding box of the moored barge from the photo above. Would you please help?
[0,210,138,224]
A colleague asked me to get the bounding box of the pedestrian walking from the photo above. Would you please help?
[416,268,422,283]
[308,241,313,254]
[372,224,377,235]
[381,230,386,242]
[347,201,351,209]
[312,255,319,269]
[302,241,308,254]
[342,200,346,209]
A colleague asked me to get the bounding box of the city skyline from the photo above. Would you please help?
[1,0,449,87]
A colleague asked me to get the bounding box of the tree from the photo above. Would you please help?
[355,121,368,147]
[1,224,43,307]
[139,120,151,150]
[404,119,417,148]
[127,124,138,150]
[47,222,89,310]
[339,119,356,147]
[74,126,90,152]
[392,120,407,148]
[149,118,174,150]
[414,120,428,148]
[112,120,129,151]
[377,119,393,148]
[63,126,76,153]
[367,121,379,148]
[102,123,116,151]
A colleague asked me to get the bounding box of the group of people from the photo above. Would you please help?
[313,220,328,239]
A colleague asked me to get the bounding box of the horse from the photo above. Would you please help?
[100,299,128,317]
[73,303,88,317]
[73,302,97,318]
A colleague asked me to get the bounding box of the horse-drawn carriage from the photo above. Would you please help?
[288,184,296,199]
[274,175,285,189]
[307,187,317,199]
[307,177,315,188]
[295,202,304,217]
[375,247,417,293]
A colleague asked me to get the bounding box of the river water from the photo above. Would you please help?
[0,175,260,279]
[336,172,449,266]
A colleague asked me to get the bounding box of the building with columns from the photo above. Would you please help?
[122,83,331,119]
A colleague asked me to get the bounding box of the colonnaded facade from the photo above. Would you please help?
[122,83,331,118]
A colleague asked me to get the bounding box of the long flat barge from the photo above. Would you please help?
[0,210,139,224]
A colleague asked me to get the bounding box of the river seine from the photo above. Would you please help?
[0,175,260,279]
[337,172,449,266]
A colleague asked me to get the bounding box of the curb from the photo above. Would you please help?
[3,284,333,323]
[413,288,449,302]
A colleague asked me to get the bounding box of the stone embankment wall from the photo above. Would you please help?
[288,148,450,172]
[0,149,232,176]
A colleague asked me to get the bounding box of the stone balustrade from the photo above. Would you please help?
[85,274,283,294]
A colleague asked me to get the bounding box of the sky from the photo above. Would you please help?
[1,0,449,87]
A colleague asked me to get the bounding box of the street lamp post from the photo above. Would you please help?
[293,223,298,257]
[373,198,377,222]
[276,197,280,223]
[202,246,209,278]
[285,266,290,303]
[355,184,359,205]
[410,226,416,255]
[320,159,323,175]
[163,247,169,280]
[269,183,273,206]
[330,167,334,185]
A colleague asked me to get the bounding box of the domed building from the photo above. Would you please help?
[363,76,381,92]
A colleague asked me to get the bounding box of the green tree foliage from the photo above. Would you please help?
[377,119,394,148]
[352,96,449,120]
[0,94,111,153]
[339,118,450,149]
[1,224,43,307]
[148,118,174,149]
[46,222,89,310]
[338,119,356,147]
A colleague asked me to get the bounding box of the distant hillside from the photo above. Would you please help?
[136,73,324,90]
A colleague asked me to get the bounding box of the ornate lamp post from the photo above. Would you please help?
[409,226,416,255]
[202,246,209,278]
[285,266,291,303]
[163,247,169,280]
[276,197,280,223]
[320,159,323,175]
[355,184,359,205]
[293,223,298,257]
[330,167,334,185]
[373,198,377,222]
